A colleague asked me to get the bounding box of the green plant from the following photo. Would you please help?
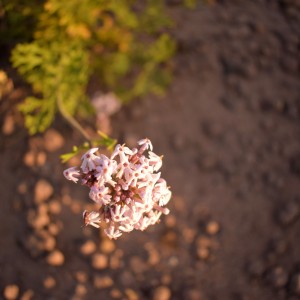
[10,0,176,135]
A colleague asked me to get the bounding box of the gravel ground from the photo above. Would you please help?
[1,1,300,299]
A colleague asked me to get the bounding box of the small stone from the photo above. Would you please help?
[31,213,50,230]
[4,285,19,300]
[197,247,210,260]
[36,152,47,166]
[266,266,288,289]
[34,179,53,203]
[206,221,220,235]
[125,289,139,300]
[46,250,65,266]
[197,236,213,248]
[110,249,123,269]
[165,215,176,228]
[182,227,196,244]
[153,286,171,300]
[17,182,28,194]
[145,243,160,266]
[43,276,56,289]
[92,253,108,269]
[75,271,88,283]
[75,284,87,296]
[2,114,14,135]
[80,240,96,255]
[94,275,113,289]
[43,129,64,152]
[20,290,34,300]
[100,239,115,254]
[110,288,122,299]
[183,289,204,300]
[48,223,60,236]
[23,151,35,167]
[48,200,62,215]
[43,234,56,252]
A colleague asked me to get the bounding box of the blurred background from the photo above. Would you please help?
[1,0,300,299]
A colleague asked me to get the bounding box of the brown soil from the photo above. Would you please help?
[1,1,300,299]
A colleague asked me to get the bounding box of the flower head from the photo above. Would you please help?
[63,138,171,239]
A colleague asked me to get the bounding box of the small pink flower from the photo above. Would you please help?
[83,210,101,228]
[110,205,127,222]
[63,167,80,183]
[104,224,122,239]
[81,148,100,172]
[138,138,153,151]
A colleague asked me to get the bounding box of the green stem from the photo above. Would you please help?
[57,96,92,144]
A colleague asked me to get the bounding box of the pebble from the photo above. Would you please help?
[17,182,28,194]
[43,129,64,152]
[43,234,56,252]
[110,249,123,269]
[144,243,160,266]
[100,239,115,254]
[94,275,113,289]
[3,285,19,300]
[43,276,56,289]
[20,290,34,300]
[110,288,122,299]
[92,253,108,269]
[80,240,96,255]
[48,200,62,215]
[183,289,204,300]
[23,151,35,167]
[266,266,288,289]
[206,221,220,235]
[2,114,15,135]
[75,284,87,296]
[34,179,54,203]
[197,247,210,260]
[36,151,47,166]
[165,215,176,228]
[125,289,139,300]
[48,223,60,236]
[46,250,65,266]
[31,213,50,230]
[153,286,171,300]
[75,271,88,283]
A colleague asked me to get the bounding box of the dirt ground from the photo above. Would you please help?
[1,1,300,299]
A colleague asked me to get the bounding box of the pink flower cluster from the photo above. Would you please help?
[63,139,171,239]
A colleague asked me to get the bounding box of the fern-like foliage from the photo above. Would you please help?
[12,41,90,134]
[9,0,176,134]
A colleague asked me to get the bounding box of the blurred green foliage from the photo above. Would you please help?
[4,0,176,135]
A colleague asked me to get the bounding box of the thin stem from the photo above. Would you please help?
[57,96,92,144]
